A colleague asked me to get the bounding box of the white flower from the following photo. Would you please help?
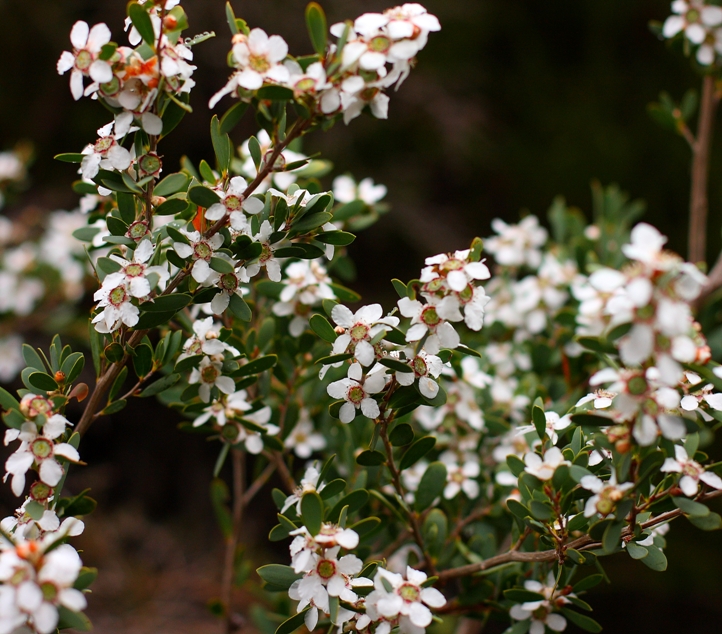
[516,411,571,445]
[232,28,290,89]
[523,447,569,481]
[663,1,722,45]
[440,452,480,499]
[79,118,133,180]
[509,572,571,634]
[282,466,326,514]
[580,473,634,518]
[173,230,225,283]
[332,175,387,205]
[370,566,445,629]
[485,216,547,269]
[284,411,326,459]
[660,445,722,496]
[180,317,240,361]
[205,176,264,221]
[331,303,399,366]
[397,297,460,355]
[326,363,386,423]
[189,357,236,402]
[57,21,112,100]
[108,239,168,298]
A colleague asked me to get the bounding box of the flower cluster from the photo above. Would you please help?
[211,4,440,124]
[662,1,722,65]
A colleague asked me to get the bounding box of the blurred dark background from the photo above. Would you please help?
[1,0,722,632]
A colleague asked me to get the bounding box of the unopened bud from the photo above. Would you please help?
[54,371,66,384]
[334,326,346,335]
[151,195,167,207]
[163,15,178,30]
[615,439,631,454]
[232,33,247,45]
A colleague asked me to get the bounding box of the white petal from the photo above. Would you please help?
[70,21,90,49]
[141,112,163,135]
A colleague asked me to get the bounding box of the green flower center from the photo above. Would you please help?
[458,284,474,303]
[128,221,149,240]
[442,258,464,271]
[31,438,53,460]
[225,195,242,212]
[347,385,365,405]
[687,9,700,22]
[259,243,272,263]
[399,583,420,603]
[100,77,120,96]
[75,49,92,71]
[10,568,29,586]
[413,356,427,376]
[124,263,144,277]
[109,285,128,306]
[249,55,271,73]
[424,279,444,293]
[627,376,647,396]
[316,559,336,580]
[421,306,441,328]
[220,273,239,291]
[222,424,238,440]
[194,242,212,261]
[369,35,391,53]
[360,86,380,102]
[41,582,58,602]
[350,323,369,341]
[139,153,161,175]
[295,77,316,93]
[30,481,53,502]
[30,397,52,415]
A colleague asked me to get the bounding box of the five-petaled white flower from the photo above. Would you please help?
[660,445,722,497]
[57,21,112,100]
[326,362,387,423]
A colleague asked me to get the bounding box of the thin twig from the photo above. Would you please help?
[437,488,722,581]
[241,461,276,506]
[222,449,245,634]
[689,74,720,264]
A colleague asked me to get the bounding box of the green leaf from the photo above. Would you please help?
[561,609,602,633]
[391,279,407,299]
[356,450,386,467]
[102,399,127,415]
[154,173,190,197]
[350,516,381,537]
[673,496,709,517]
[59,489,97,517]
[155,197,189,216]
[310,314,337,343]
[72,226,101,243]
[141,293,192,312]
[399,436,436,471]
[128,2,156,46]
[573,574,603,593]
[301,491,323,535]
[275,609,309,634]
[504,589,545,602]
[220,101,249,134]
[305,2,328,55]
[529,500,552,522]
[74,567,98,591]
[248,136,262,170]
[639,545,667,571]
[329,283,361,303]
[320,478,346,499]
[106,216,128,236]
[389,423,414,446]
[327,490,368,523]
[571,413,613,427]
[209,256,235,273]
[532,405,547,440]
[138,373,180,397]
[188,185,221,208]
[257,564,302,590]
[414,462,447,512]
[577,336,616,355]
[104,342,124,364]
[0,387,20,412]
[229,293,252,321]
[54,153,84,163]
[316,352,353,366]
[506,499,529,520]
[602,520,623,554]
[211,115,231,173]
[626,542,649,560]
[57,606,92,631]
[22,344,46,371]
[235,355,278,377]
[315,231,356,246]
[379,358,413,373]
[225,1,239,34]
[257,86,295,100]
[688,511,722,530]
[28,372,58,392]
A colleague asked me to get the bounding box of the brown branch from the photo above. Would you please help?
[437,488,722,581]
[240,461,276,506]
[222,449,245,634]
[689,75,720,264]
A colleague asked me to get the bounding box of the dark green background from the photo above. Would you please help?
[1,1,720,631]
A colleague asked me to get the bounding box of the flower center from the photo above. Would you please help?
[687,9,700,23]
[259,243,273,263]
[360,86,380,102]
[41,582,58,602]
[100,76,121,97]
[225,195,243,212]
[398,583,420,603]
[457,284,474,303]
[412,356,428,377]
[316,559,336,580]
[75,49,93,71]
[30,481,53,502]
[194,241,213,261]
[220,273,239,292]
[139,152,161,175]
[369,35,391,53]
[94,136,114,154]
[30,397,52,415]
[347,385,365,405]
[295,77,317,93]
[31,438,53,460]
[350,323,369,342]
[128,221,150,240]
[442,258,464,272]
[124,263,145,277]
[249,54,271,73]
[421,305,441,328]
[201,364,220,384]
[10,568,29,586]
[627,376,647,396]
[682,461,702,479]
[109,285,128,306]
